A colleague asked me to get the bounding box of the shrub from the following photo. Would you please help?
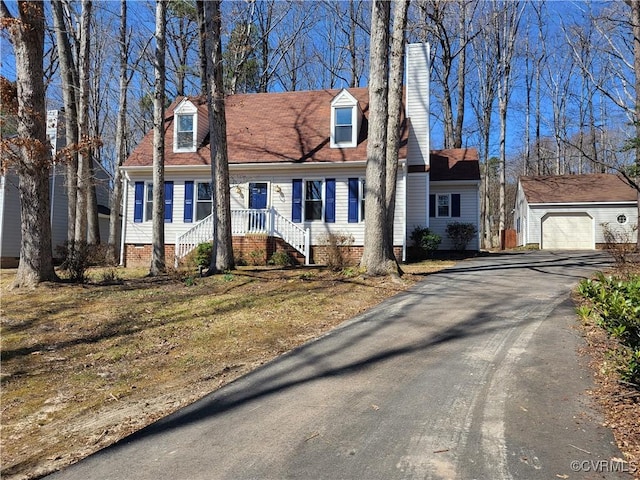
[57,240,91,283]
[269,250,293,267]
[446,222,477,250]
[248,249,266,266]
[193,242,213,268]
[319,232,355,270]
[601,222,639,274]
[577,273,640,386]
[410,226,441,259]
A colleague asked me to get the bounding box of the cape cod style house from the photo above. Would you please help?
[119,44,481,267]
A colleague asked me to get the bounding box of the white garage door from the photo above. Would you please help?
[541,213,594,250]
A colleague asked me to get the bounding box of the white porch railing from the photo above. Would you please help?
[175,207,310,266]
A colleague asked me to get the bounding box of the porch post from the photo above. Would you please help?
[304,228,310,265]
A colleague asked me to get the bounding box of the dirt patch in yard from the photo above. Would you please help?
[1,262,449,480]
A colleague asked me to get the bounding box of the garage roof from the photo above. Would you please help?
[520,174,638,204]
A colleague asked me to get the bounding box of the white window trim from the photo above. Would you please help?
[303,178,325,222]
[195,180,213,221]
[359,178,366,222]
[436,193,451,218]
[330,90,360,148]
[173,100,198,153]
[144,182,153,222]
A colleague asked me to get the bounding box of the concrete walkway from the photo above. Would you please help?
[46,251,632,479]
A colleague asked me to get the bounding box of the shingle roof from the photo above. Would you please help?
[520,174,638,204]
[125,88,408,167]
[124,90,480,183]
[429,148,480,181]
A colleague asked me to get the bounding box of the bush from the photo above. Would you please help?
[193,242,213,268]
[410,226,441,259]
[269,250,293,267]
[319,232,355,270]
[446,222,477,250]
[601,222,639,274]
[577,273,640,386]
[248,249,266,266]
[56,240,91,283]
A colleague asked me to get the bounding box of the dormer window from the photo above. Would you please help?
[173,99,198,153]
[177,114,194,149]
[335,107,353,143]
[330,89,362,148]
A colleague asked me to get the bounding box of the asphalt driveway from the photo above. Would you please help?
[46,251,632,479]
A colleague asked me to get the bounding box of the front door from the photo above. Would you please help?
[249,183,268,230]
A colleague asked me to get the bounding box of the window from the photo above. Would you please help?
[176,114,194,150]
[196,182,212,221]
[330,90,360,148]
[437,194,450,217]
[139,182,173,222]
[305,180,323,221]
[145,183,153,221]
[334,107,353,144]
[429,193,461,218]
[361,180,366,221]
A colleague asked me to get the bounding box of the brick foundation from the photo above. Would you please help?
[123,238,403,268]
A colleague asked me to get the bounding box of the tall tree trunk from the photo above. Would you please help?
[150,0,167,275]
[196,0,207,94]
[1,0,58,287]
[453,1,467,149]
[204,0,234,272]
[74,0,92,245]
[51,0,79,248]
[361,0,396,276]
[631,0,640,250]
[106,0,128,265]
[385,0,409,262]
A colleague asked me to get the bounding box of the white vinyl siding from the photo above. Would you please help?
[522,204,638,248]
[123,167,406,248]
[429,183,480,250]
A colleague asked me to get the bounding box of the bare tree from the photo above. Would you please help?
[361,0,397,276]
[415,0,476,149]
[385,0,410,259]
[106,0,130,265]
[469,3,499,248]
[74,0,92,246]
[494,1,523,240]
[150,0,167,276]
[51,0,79,251]
[204,0,234,272]
[0,0,58,287]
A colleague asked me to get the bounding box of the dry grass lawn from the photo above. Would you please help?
[2,257,638,480]
[0,261,450,480]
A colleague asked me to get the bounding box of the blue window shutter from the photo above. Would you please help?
[164,182,174,223]
[429,194,435,218]
[325,179,335,223]
[134,182,144,223]
[292,179,302,223]
[184,181,194,223]
[452,194,461,217]
[348,178,359,223]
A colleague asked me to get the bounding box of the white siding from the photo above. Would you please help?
[513,180,530,247]
[406,43,430,167]
[526,204,638,246]
[123,165,407,248]
[429,183,480,250]
[1,173,21,258]
[406,173,428,234]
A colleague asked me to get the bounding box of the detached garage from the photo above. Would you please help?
[514,174,638,250]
